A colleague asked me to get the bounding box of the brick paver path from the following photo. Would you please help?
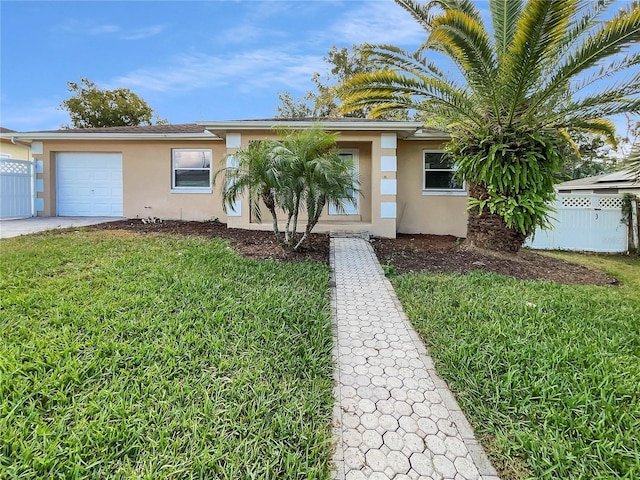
[331,237,499,480]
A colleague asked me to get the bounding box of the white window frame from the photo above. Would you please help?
[422,150,466,196]
[171,148,212,193]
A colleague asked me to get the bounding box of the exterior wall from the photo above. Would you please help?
[30,130,470,239]
[225,130,395,238]
[32,139,226,220]
[0,140,31,160]
[396,140,468,238]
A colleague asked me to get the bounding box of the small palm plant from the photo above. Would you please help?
[217,126,358,251]
[339,0,640,252]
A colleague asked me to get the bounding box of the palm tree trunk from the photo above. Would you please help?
[262,190,283,244]
[465,183,527,253]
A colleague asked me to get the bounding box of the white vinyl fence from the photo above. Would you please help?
[0,158,34,219]
[526,194,628,253]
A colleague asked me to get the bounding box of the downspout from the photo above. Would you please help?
[10,137,31,148]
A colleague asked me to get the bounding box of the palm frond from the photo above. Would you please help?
[502,0,577,125]
[364,44,453,84]
[531,4,640,115]
[564,118,618,146]
[490,0,523,58]
[338,70,483,125]
[429,9,497,82]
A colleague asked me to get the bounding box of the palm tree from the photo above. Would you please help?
[217,126,358,251]
[275,127,359,250]
[338,0,640,252]
[216,139,284,243]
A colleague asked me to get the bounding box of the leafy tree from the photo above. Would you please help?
[218,126,358,251]
[563,132,622,180]
[276,45,409,119]
[60,78,167,128]
[627,144,640,180]
[338,0,640,252]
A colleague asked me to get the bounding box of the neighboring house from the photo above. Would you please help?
[0,127,31,160]
[556,169,640,196]
[1,119,469,238]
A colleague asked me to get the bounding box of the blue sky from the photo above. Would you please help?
[0,0,636,137]
[1,0,426,131]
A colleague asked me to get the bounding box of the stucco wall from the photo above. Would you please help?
[33,139,226,220]
[225,130,380,227]
[31,131,469,239]
[396,140,468,238]
[0,140,30,160]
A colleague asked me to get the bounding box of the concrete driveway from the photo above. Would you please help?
[0,217,122,239]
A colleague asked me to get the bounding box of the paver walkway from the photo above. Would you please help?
[331,237,499,480]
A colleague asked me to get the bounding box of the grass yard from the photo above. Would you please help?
[391,253,640,480]
[0,230,334,479]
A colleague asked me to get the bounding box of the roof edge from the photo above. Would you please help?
[197,120,450,140]
[0,132,221,141]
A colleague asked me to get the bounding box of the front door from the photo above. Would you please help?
[329,150,359,215]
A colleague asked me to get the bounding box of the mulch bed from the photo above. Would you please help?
[372,234,618,286]
[92,219,330,264]
[92,220,618,286]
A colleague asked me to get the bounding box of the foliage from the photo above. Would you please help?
[562,132,621,179]
[338,0,640,251]
[0,231,334,479]
[621,192,639,254]
[393,254,640,479]
[449,127,563,235]
[276,45,409,119]
[217,126,358,251]
[626,143,640,180]
[60,78,168,128]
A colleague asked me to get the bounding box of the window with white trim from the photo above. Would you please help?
[423,150,464,192]
[172,149,212,191]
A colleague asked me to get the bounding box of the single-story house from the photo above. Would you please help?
[556,169,640,196]
[1,119,469,238]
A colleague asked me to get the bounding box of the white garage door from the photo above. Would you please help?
[56,153,123,216]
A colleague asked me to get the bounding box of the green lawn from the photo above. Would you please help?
[392,253,640,480]
[0,231,334,479]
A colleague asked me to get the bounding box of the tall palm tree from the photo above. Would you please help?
[339,0,640,252]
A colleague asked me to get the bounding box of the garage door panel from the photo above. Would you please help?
[56,153,123,216]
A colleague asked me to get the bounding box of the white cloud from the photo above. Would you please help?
[110,49,326,96]
[53,20,165,40]
[54,20,121,36]
[321,0,426,46]
[122,25,166,41]
[1,100,68,131]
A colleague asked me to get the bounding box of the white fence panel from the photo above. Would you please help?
[526,194,627,253]
[0,159,34,219]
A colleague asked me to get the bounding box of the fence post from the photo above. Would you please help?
[634,196,640,250]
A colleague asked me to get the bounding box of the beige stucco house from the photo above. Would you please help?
[2,119,469,238]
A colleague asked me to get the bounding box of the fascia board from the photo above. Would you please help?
[0,133,221,141]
